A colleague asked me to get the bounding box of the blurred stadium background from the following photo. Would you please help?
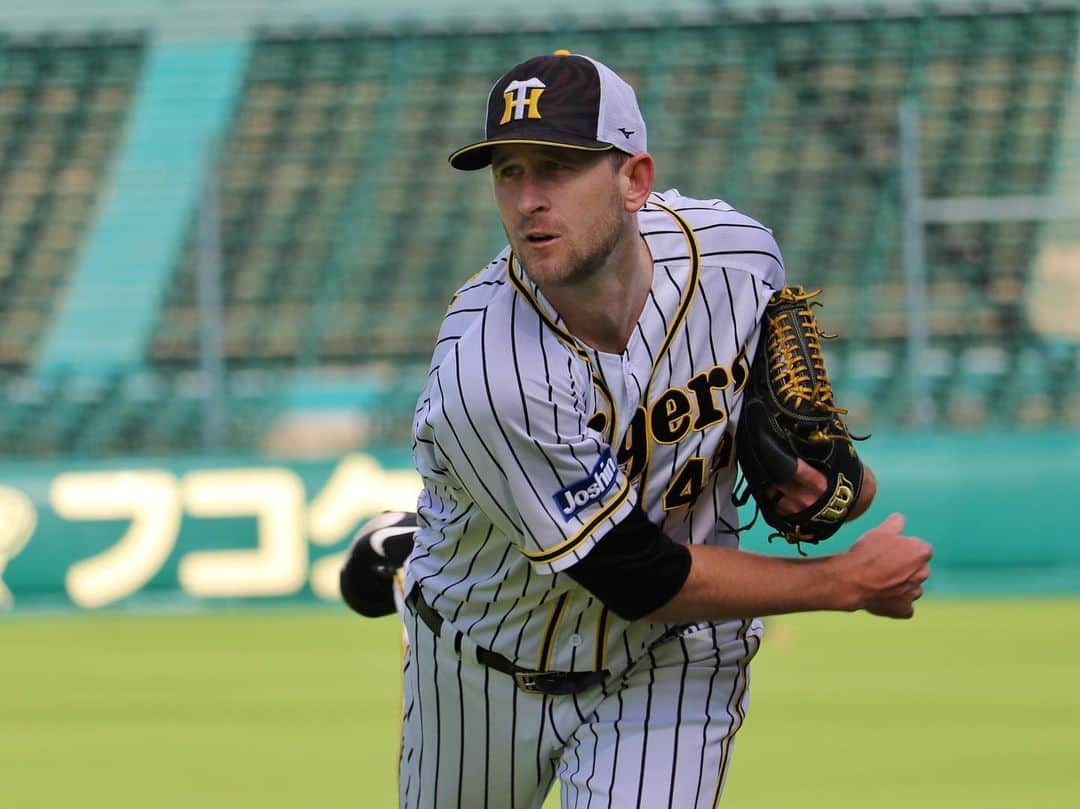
[1,0,1078,807]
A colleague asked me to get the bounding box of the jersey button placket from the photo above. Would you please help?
[621,353,635,400]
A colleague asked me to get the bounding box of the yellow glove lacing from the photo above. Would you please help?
[764,286,850,443]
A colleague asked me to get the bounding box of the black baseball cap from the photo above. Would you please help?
[448,50,648,171]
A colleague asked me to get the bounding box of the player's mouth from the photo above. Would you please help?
[524,232,559,247]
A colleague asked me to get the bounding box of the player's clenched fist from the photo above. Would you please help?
[838,512,932,619]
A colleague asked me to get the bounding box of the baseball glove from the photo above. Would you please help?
[735,286,865,549]
[339,511,417,617]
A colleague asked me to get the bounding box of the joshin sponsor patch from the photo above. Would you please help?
[553,449,618,521]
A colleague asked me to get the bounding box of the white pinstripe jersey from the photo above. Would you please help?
[408,189,785,676]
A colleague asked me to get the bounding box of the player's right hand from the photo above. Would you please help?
[840,512,932,619]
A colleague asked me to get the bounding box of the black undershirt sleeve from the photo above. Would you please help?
[565,504,692,621]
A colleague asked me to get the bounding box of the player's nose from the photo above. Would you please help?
[516,173,550,215]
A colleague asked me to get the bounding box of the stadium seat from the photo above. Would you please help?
[0,32,146,372]
[4,5,1077,457]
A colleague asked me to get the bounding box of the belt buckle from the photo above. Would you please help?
[513,671,545,695]
[513,670,606,696]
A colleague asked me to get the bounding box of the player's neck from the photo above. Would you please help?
[541,230,654,355]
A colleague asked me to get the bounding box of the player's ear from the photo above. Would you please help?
[620,152,655,213]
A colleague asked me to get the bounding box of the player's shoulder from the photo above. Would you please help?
[428,247,585,394]
[430,250,512,345]
[647,188,766,230]
[646,188,785,288]
[448,249,514,309]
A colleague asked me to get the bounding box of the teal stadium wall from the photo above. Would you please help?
[0,433,1077,613]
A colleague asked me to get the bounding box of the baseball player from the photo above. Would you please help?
[359,51,932,808]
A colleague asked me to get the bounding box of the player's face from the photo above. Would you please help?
[491,144,628,286]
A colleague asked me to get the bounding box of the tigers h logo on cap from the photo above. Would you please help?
[449,50,648,171]
[501,78,546,123]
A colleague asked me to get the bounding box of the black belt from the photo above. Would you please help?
[406,585,608,696]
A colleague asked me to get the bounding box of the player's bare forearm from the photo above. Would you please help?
[642,511,930,623]
[641,544,855,623]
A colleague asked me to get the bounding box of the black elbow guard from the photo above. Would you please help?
[566,505,691,621]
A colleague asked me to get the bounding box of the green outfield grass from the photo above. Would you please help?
[4,598,1078,808]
